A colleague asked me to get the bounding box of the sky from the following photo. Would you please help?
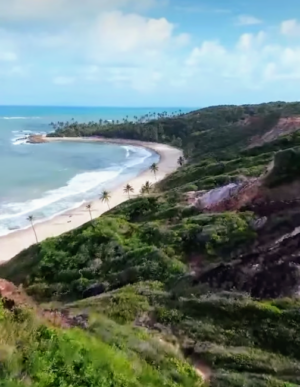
[1,0,300,107]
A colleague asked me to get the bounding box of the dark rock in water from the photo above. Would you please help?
[8,226,20,231]
[82,283,106,299]
[27,135,47,144]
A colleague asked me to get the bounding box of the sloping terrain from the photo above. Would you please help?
[0,280,202,387]
[2,102,300,385]
[248,116,300,148]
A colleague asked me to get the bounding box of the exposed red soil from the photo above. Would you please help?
[0,279,33,308]
[0,279,87,328]
[205,179,261,212]
[248,116,300,148]
[192,359,212,382]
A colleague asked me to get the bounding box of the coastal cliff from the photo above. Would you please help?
[2,101,300,386]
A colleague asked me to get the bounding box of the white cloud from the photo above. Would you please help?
[86,11,189,65]
[103,66,163,91]
[0,29,19,61]
[236,15,262,26]
[73,64,165,93]
[0,5,190,95]
[175,33,190,46]
[1,9,188,65]
[0,0,159,22]
[174,5,231,14]
[3,4,300,102]
[183,28,300,90]
[186,41,226,67]
[0,51,17,61]
[91,12,173,53]
[53,76,75,85]
[281,19,300,37]
[186,32,266,72]
[236,31,265,50]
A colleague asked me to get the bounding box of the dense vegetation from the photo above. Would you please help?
[0,299,200,386]
[47,101,300,161]
[3,101,300,386]
[0,203,256,301]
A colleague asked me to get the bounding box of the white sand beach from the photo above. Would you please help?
[0,138,182,262]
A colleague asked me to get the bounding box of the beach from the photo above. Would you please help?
[0,138,182,262]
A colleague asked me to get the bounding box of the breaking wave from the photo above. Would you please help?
[0,144,155,236]
[11,130,45,146]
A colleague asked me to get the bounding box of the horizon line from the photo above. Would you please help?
[0,104,198,109]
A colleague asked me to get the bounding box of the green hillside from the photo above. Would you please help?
[0,299,200,387]
[2,101,300,386]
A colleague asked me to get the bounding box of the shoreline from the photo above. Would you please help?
[0,138,182,263]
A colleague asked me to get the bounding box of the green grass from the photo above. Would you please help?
[64,283,300,386]
[0,300,202,387]
[4,101,300,385]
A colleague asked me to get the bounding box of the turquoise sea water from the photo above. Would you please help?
[0,106,192,236]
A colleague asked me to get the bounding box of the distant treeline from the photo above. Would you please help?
[48,101,300,161]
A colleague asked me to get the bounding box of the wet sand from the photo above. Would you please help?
[0,138,182,262]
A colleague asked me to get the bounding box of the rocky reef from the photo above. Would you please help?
[27,135,48,143]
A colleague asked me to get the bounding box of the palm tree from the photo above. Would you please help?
[124,184,134,199]
[86,203,93,221]
[141,181,152,195]
[27,215,38,243]
[150,163,158,180]
[140,186,146,195]
[100,190,111,210]
[177,156,184,167]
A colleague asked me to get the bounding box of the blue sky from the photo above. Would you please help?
[1,0,300,107]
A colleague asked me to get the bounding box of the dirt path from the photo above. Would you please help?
[157,337,211,383]
[0,279,212,382]
[192,358,212,382]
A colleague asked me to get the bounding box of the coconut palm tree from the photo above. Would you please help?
[141,181,152,195]
[124,184,134,199]
[177,156,184,167]
[140,186,146,195]
[27,215,38,243]
[86,203,93,221]
[100,190,111,210]
[150,163,158,180]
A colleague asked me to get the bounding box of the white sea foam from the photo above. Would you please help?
[0,169,122,221]
[0,200,86,237]
[123,146,152,168]
[0,140,155,236]
[12,130,33,134]
[123,145,131,158]
[12,138,29,146]
[11,130,46,145]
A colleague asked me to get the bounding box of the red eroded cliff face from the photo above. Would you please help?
[185,180,263,213]
[0,279,87,329]
[0,279,32,307]
[205,180,261,212]
[248,116,300,148]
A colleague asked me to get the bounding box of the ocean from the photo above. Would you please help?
[0,106,191,236]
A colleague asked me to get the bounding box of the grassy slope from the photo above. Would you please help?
[66,283,300,387]
[0,301,201,387]
[2,102,300,386]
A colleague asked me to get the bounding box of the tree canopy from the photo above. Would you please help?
[3,101,300,386]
